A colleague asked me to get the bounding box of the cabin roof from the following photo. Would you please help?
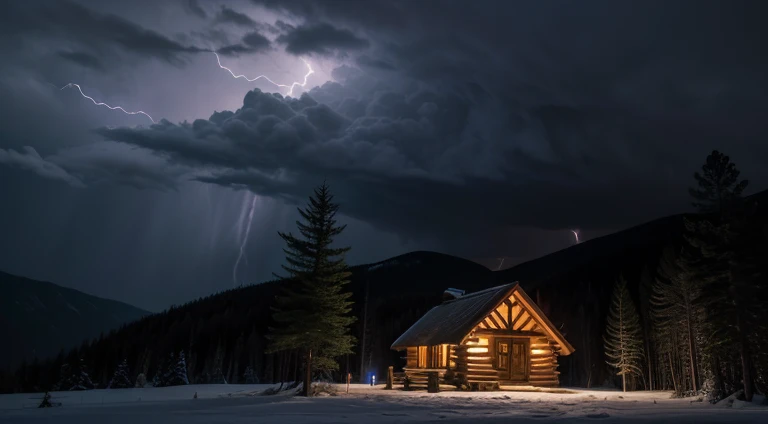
[390,282,574,355]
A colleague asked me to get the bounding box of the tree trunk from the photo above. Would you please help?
[669,354,679,394]
[645,337,652,390]
[293,350,299,383]
[738,315,754,402]
[275,353,285,392]
[302,349,312,397]
[711,356,723,399]
[280,351,290,386]
[685,306,698,392]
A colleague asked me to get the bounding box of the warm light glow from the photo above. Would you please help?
[441,344,449,367]
[478,337,489,345]
[531,349,549,355]
[467,347,488,353]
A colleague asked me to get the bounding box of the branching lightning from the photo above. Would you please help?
[213,52,314,97]
[60,83,156,123]
[571,229,581,244]
[233,193,258,287]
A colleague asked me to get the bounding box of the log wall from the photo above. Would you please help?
[406,346,418,368]
[453,337,499,389]
[527,336,560,387]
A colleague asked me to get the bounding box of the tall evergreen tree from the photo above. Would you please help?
[267,182,356,397]
[684,217,766,402]
[651,247,703,395]
[209,343,227,384]
[688,150,748,216]
[58,358,94,391]
[604,276,645,392]
[165,351,190,386]
[683,151,764,402]
[107,359,133,389]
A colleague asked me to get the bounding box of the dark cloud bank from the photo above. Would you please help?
[1,0,767,309]
[87,0,768,253]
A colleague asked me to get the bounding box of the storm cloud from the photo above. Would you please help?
[216,5,257,27]
[0,146,84,188]
[217,31,273,56]
[182,0,208,19]
[0,0,206,67]
[1,0,767,310]
[276,22,370,56]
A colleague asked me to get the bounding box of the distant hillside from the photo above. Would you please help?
[0,272,149,370]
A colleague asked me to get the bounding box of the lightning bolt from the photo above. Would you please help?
[60,83,156,123]
[213,52,314,97]
[496,258,505,271]
[571,229,580,244]
[233,193,258,287]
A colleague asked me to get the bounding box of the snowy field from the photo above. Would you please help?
[1,384,767,423]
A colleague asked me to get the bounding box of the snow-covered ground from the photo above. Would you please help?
[1,384,766,423]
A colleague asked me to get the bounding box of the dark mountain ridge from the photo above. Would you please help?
[0,272,149,371]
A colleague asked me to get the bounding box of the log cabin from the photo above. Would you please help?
[391,282,574,389]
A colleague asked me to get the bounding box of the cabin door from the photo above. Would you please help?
[495,338,528,381]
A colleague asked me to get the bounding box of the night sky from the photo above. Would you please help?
[1,0,766,312]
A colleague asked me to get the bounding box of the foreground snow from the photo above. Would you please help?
[1,384,766,423]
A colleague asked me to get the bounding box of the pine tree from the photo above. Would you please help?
[153,353,173,387]
[38,391,52,408]
[684,217,766,402]
[108,359,133,389]
[59,358,94,391]
[683,151,765,402]
[688,150,748,216]
[209,344,227,384]
[604,276,645,392]
[165,351,190,386]
[267,182,357,397]
[651,247,703,395]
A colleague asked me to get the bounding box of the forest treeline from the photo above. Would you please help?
[1,250,496,393]
[1,151,766,403]
[600,151,767,401]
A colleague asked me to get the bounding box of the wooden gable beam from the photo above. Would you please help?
[492,309,508,329]
[522,317,537,331]
[516,314,534,332]
[504,299,518,326]
[510,309,527,330]
[486,313,502,329]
